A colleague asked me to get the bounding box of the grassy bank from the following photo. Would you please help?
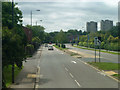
[53,45,68,50]
[3,64,23,87]
[73,45,120,55]
[88,62,120,70]
[112,74,120,80]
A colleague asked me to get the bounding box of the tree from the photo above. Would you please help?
[26,25,45,43]
[55,30,67,44]
[2,2,23,29]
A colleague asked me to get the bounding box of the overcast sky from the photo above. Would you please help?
[15,0,119,32]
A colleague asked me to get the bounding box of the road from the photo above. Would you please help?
[36,45,118,88]
[66,44,119,63]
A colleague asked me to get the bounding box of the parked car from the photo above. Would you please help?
[48,45,54,50]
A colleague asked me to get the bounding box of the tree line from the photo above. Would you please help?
[45,26,119,51]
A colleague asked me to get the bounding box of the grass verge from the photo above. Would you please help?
[112,74,120,80]
[53,45,68,50]
[3,64,23,87]
[73,45,120,55]
[88,62,120,70]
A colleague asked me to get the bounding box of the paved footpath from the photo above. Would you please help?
[10,47,42,89]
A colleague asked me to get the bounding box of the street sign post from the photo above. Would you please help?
[94,37,97,62]
[87,35,89,48]
[94,37,101,63]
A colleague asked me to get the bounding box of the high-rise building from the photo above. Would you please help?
[116,22,120,26]
[100,20,113,31]
[86,21,97,32]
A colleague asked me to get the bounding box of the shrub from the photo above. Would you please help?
[61,44,66,48]
[83,42,87,47]
[79,42,83,46]
[26,44,34,55]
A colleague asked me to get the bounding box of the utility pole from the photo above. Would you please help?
[98,37,101,62]
[30,10,40,26]
[12,0,14,83]
[95,45,96,63]
[31,10,32,26]
[87,34,89,48]
[94,37,97,63]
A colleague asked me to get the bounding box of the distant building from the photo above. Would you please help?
[116,22,120,26]
[86,21,97,32]
[23,27,32,43]
[100,20,113,31]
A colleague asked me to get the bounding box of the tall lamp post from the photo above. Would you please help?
[12,0,14,83]
[36,20,42,26]
[31,9,40,26]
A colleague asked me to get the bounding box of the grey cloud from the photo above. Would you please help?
[17,1,117,32]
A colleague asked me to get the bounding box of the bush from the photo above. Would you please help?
[26,44,34,55]
[101,42,105,49]
[89,42,94,48]
[79,42,83,46]
[83,42,87,47]
[61,44,66,48]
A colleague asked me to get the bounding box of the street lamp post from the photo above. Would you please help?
[12,0,14,83]
[30,10,40,26]
[36,20,42,26]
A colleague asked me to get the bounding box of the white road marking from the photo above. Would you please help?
[69,73,74,78]
[65,67,68,71]
[75,80,81,87]
[97,72,106,76]
[71,61,77,64]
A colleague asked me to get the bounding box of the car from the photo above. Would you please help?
[48,45,54,50]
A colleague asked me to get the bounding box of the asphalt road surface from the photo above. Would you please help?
[66,44,119,63]
[36,46,118,88]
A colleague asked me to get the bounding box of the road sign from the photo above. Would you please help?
[94,37,98,46]
[94,37,101,46]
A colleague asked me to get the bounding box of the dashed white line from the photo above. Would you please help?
[75,80,81,87]
[65,67,68,71]
[71,61,77,64]
[69,73,74,78]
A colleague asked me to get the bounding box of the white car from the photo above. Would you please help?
[48,46,54,50]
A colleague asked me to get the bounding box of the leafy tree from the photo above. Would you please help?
[55,30,67,44]
[26,25,45,42]
[2,2,23,29]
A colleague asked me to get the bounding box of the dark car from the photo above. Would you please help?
[48,45,54,50]
[45,44,48,47]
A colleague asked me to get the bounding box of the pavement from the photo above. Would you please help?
[10,46,42,89]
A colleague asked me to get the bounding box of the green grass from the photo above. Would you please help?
[88,62,120,70]
[112,74,120,80]
[53,45,68,50]
[3,64,23,87]
[70,52,79,56]
[73,45,120,55]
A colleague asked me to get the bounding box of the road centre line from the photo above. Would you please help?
[64,66,82,87]
[69,73,74,78]
[75,80,81,87]
[65,67,68,71]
